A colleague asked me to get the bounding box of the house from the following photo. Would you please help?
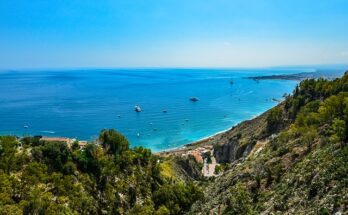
[40,137,76,148]
[78,140,88,148]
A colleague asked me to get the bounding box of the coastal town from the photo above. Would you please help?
[180,145,220,177]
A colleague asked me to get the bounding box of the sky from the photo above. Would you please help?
[0,0,348,69]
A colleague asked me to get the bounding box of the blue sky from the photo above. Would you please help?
[1,0,348,68]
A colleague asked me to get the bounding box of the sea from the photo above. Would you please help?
[0,68,343,152]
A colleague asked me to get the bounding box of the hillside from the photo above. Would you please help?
[0,130,203,214]
[189,72,348,214]
[0,72,347,215]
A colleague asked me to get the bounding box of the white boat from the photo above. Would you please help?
[134,105,142,112]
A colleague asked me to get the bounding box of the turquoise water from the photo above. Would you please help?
[0,68,301,151]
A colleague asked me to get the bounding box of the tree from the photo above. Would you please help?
[75,143,101,177]
[153,182,203,214]
[23,162,47,183]
[41,141,70,172]
[266,106,283,134]
[0,136,18,174]
[62,161,77,175]
[224,182,255,215]
[331,118,346,143]
[155,206,170,215]
[99,129,129,155]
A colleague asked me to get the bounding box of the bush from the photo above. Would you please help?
[266,107,283,134]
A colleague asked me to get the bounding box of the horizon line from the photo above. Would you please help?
[1,63,348,72]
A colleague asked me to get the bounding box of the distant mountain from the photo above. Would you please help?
[248,68,346,81]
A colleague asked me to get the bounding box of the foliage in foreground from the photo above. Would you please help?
[0,129,202,214]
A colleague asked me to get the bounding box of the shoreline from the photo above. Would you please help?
[155,110,266,156]
[155,126,234,156]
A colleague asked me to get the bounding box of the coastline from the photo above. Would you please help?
[155,127,230,156]
[155,104,272,157]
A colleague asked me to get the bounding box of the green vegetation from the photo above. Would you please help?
[1,72,348,214]
[266,106,283,133]
[190,71,348,214]
[159,160,177,180]
[0,129,202,214]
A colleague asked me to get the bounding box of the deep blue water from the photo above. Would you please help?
[0,68,304,151]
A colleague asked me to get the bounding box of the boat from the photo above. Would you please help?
[230,80,234,84]
[189,97,199,102]
[24,125,29,129]
[134,105,142,112]
[162,109,167,113]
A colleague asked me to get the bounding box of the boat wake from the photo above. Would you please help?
[41,130,56,134]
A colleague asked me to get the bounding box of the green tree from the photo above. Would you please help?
[266,106,283,133]
[155,205,170,215]
[99,129,129,155]
[153,182,203,214]
[0,136,19,174]
[224,182,255,215]
[41,141,70,172]
[331,118,346,143]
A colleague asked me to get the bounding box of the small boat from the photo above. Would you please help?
[117,115,121,118]
[24,125,29,129]
[134,105,142,112]
[185,119,189,122]
[189,97,199,102]
[230,80,234,85]
[149,122,153,126]
[162,109,167,113]
[137,133,140,137]
[153,128,158,131]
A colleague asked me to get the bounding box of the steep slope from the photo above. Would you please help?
[189,72,348,214]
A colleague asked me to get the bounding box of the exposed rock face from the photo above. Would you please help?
[210,105,281,164]
[175,156,203,180]
[213,137,253,163]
